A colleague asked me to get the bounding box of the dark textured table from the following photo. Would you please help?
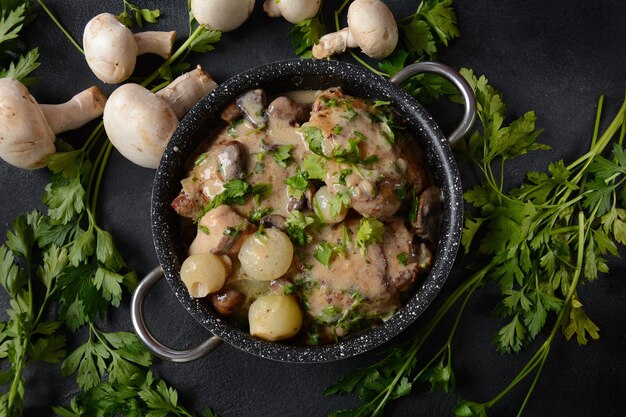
[1,1,625,416]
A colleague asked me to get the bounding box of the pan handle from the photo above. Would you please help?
[131,266,221,362]
[390,61,477,147]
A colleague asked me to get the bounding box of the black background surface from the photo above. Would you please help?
[1,1,625,416]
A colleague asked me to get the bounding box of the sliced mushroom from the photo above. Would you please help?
[215,141,247,181]
[210,288,245,315]
[212,223,249,255]
[260,214,287,231]
[287,185,315,211]
[412,185,442,243]
[267,96,310,126]
[236,89,268,128]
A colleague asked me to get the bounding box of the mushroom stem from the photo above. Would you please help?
[134,31,176,59]
[39,86,107,134]
[156,66,218,119]
[312,28,357,59]
[262,0,281,17]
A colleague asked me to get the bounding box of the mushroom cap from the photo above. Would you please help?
[347,0,398,59]
[83,13,139,84]
[276,0,321,24]
[103,84,178,169]
[191,0,255,32]
[0,78,55,169]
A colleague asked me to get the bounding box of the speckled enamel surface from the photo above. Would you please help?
[151,59,464,363]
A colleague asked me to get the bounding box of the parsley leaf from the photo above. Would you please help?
[289,16,325,58]
[314,241,334,267]
[285,210,316,247]
[356,218,384,256]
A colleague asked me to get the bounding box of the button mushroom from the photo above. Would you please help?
[103,66,217,168]
[83,13,176,84]
[262,0,321,24]
[191,0,255,32]
[0,78,106,169]
[312,0,398,59]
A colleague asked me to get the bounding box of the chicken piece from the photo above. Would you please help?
[295,218,397,328]
[304,88,413,219]
[382,219,420,293]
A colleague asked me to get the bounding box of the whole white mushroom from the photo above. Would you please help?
[83,13,176,84]
[103,66,217,168]
[191,0,255,32]
[263,0,321,24]
[313,0,398,60]
[0,78,106,169]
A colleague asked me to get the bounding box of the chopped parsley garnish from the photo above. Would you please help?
[331,136,379,166]
[409,192,420,223]
[356,217,385,256]
[285,210,316,247]
[329,191,352,218]
[302,154,326,180]
[269,144,293,167]
[196,180,270,220]
[223,225,243,237]
[285,170,310,199]
[251,183,272,206]
[248,207,273,223]
[227,118,244,137]
[314,241,334,268]
[372,100,391,108]
[332,124,343,135]
[198,224,210,235]
[194,152,209,166]
[338,168,352,186]
[321,96,339,107]
[299,125,325,155]
[352,130,367,142]
[396,252,408,266]
[341,109,358,121]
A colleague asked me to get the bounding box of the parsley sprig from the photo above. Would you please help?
[324,70,626,416]
[0,2,225,415]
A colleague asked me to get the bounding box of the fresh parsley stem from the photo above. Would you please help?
[36,0,84,55]
[567,98,626,174]
[348,50,387,77]
[364,264,489,415]
[86,137,111,211]
[141,24,205,87]
[82,121,105,155]
[411,285,475,386]
[90,142,114,218]
[590,95,605,148]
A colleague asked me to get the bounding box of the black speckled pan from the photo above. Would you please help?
[138,59,474,363]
